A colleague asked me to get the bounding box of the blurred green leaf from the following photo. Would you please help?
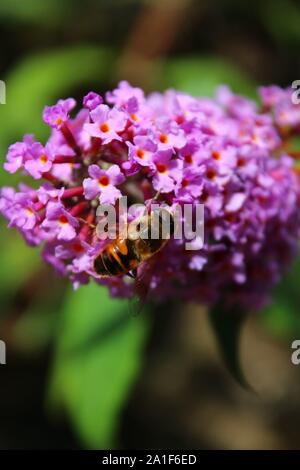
[49,283,149,448]
[11,270,67,354]
[13,305,59,354]
[261,0,300,46]
[289,135,300,152]
[161,56,256,98]
[209,304,249,389]
[0,45,115,185]
[261,256,300,339]
[0,222,40,306]
[0,0,69,25]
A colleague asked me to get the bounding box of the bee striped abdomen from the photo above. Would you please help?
[94,238,139,276]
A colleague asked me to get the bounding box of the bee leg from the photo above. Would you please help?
[127,268,138,279]
[153,190,161,201]
[132,268,138,278]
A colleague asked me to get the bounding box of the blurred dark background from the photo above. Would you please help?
[1,0,300,450]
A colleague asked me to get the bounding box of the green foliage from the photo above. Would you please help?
[261,0,300,46]
[13,299,61,354]
[161,56,256,98]
[0,0,69,25]
[209,304,249,389]
[0,221,42,320]
[261,256,300,340]
[0,224,39,300]
[48,283,149,448]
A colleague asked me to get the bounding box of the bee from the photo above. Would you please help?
[93,208,174,278]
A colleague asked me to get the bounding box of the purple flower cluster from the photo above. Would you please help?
[1,81,300,309]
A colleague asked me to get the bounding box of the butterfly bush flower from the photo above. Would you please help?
[43,98,76,129]
[83,164,125,204]
[1,81,300,310]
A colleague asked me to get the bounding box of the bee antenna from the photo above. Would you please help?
[146,191,161,213]
[78,217,96,229]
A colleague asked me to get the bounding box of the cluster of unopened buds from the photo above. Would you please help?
[1,81,300,309]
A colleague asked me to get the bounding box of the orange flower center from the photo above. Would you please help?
[225,212,236,223]
[26,208,34,216]
[59,215,68,224]
[159,133,168,144]
[55,118,63,126]
[184,154,193,164]
[98,175,109,186]
[100,122,110,133]
[72,242,84,253]
[237,157,245,167]
[130,113,138,122]
[156,163,167,173]
[206,169,216,180]
[200,192,209,203]
[137,149,145,159]
[212,151,221,160]
[39,154,48,165]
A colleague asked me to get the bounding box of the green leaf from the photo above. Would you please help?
[0,45,115,185]
[261,256,300,339]
[161,56,256,98]
[0,223,40,309]
[260,0,300,46]
[209,303,249,389]
[11,270,67,354]
[48,283,149,448]
[13,305,59,354]
[0,0,70,26]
